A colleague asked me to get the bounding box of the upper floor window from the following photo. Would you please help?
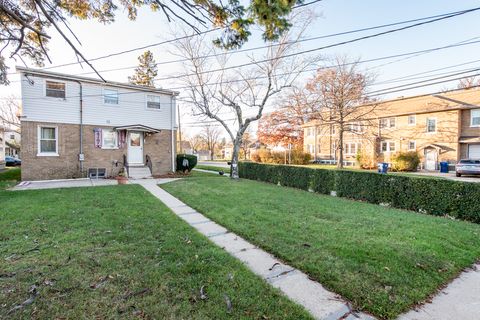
[408,115,416,125]
[104,89,119,104]
[426,118,436,133]
[381,141,395,153]
[349,122,362,133]
[102,129,118,149]
[147,95,161,109]
[45,81,66,98]
[38,126,58,156]
[306,127,315,137]
[408,140,416,150]
[471,109,480,127]
[380,117,395,128]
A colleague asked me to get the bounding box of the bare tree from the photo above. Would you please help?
[305,57,375,169]
[172,10,318,178]
[457,76,480,89]
[0,96,21,130]
[200,125,221,160]
[240,130,254,160]
[187,134,204,153]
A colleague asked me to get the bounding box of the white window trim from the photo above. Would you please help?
[380,117,396,129]
[408,115,416,126]
[381,140,396,153]
[103,88,119,105]
[44,79,67,100]
[37,126,59,156]
[344,142,359,155]
[146,94,162,111]
[426,117,437,133]
[101,129,119,150]
[408,140,416,151]
[471,109,480,127]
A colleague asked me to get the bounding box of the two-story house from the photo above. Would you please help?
[303,87,480,170]
[18,67,179,181]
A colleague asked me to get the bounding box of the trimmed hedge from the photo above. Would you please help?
[176,154,198,172]
[238,162,480,224]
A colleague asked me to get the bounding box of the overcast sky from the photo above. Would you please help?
[2,0,480,138]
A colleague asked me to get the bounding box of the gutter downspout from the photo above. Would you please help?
[73,80,84,175]
[171,96,176,172]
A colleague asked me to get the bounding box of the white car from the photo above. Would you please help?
[455,159,480,177]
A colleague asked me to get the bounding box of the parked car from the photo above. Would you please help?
[455,159,480,177]
[5,156,21,166]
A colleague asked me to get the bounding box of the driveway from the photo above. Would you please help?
[399,171,480,183]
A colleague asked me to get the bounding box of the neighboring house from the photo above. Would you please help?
[222,144,233,160]
[18,67,179,181]
[194,150,211,161]
[178,140,194,154]
[0,125,5,170]
[303,87,480,170]
[5,130,21,158]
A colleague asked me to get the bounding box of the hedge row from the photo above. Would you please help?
[238,162,480,224]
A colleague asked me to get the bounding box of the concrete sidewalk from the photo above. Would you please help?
[134,179,375,320]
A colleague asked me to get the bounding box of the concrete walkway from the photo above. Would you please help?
[12,178,118,190]
[398,263,480,320]
[134,179,375,320]
[193,168,226,175]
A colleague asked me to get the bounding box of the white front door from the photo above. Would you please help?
[425,149,437,170]
[128,131,144,164]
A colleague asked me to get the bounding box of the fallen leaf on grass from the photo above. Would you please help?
[90,275,113,289]
[7,285,39,315]
[200,285,207,300]
[122,288,151,300]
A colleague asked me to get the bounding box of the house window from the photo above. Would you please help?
[471,109,480,127]
[426,118,436,133]
[147,95,161,109]
[45,80,66,98]
[10,134,14,140]
[102,129,118,149]
[349,122,362,133]
[104,89,119,104]
[381,141,396,153]
[380,117,395,128]
[408,115,416,125]
[344,142,358,155]
[38,126,58,155]
[408,140,416,150]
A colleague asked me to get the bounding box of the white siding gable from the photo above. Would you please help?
[20,74,176,129]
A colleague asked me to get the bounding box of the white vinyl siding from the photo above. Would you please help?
[471,109,480,127]
[102,129,118,149]
[20,74,176,129]
[38,126,58,156]
[45,81,66,98]
[104,89,119,105]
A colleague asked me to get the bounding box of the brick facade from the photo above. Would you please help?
[21,121,175,181]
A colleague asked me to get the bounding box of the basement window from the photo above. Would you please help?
[45,80,66,98]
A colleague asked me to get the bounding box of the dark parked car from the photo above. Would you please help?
[5,156,21,166]
[455,159,480,177]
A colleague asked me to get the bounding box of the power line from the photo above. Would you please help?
[67,7,479,78]
[152,7,480,82]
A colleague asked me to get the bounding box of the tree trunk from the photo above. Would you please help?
[337,128,344,169]
[210,149,214,161]
[230,139,242,179]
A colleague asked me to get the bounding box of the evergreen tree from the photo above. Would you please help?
[129,51,158,87]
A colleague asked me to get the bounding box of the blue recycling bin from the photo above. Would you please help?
[377,162,389,174]
[440,161,449,173]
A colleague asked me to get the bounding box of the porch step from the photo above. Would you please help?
[128,166,152,179]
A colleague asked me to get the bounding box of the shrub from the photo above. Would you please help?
[176,154,197,172]
[391,151,421,172]
[251,147,311,165]
[238,162,480,224]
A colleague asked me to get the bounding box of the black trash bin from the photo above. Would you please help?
[440,161,449,173]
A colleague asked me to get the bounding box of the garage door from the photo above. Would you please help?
[469,144,480,159]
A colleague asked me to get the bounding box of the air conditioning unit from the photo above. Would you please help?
[88,168,106,179]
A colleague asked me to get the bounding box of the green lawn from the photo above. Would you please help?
[196,164,231,173]
[0,184,311,319]
[162,176,480,319]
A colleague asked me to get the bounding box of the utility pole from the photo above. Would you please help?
[177,104,182,153]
